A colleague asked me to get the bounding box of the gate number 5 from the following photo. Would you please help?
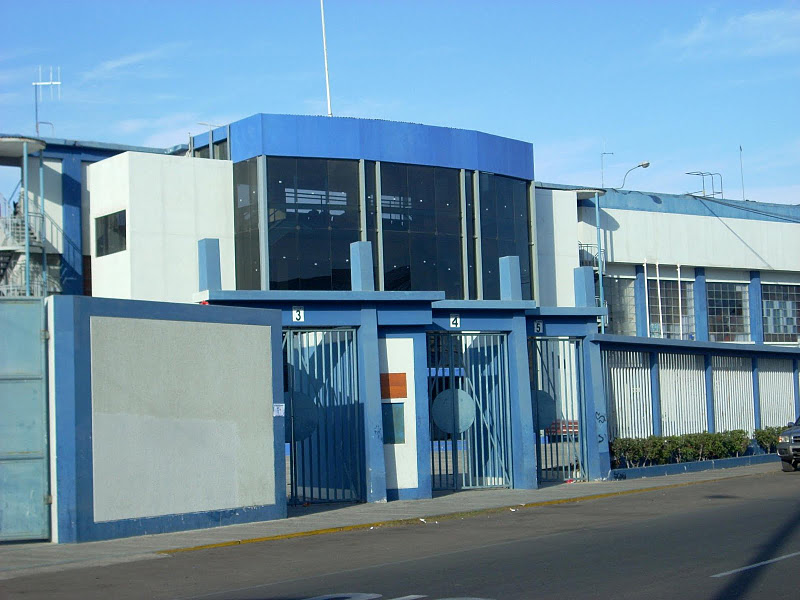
[292,306,305,323]
[450,314,461,329]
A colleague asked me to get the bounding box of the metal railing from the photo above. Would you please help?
[579,243,605,269]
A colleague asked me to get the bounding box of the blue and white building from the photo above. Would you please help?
[1,113,799,543]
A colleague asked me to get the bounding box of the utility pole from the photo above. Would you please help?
[739,145,746,201]
[601,151,614,187]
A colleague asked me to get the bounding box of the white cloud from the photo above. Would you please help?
[80,43,187,83]
[111,111,243,148]
[663,8,800,59]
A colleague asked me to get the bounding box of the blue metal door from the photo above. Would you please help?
[283,329,363,504]
[0,298,49,541]
[428,332,513,491]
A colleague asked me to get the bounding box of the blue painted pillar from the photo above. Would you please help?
[749,271,764,343]
[705,354,716,433]
[574,266,596,308]
[198,239,222,292]
[649,352,662,437]
[581,336,611,480]
[500,256,522,301]
[634,265,648,337]
[357,305,387,502]
[410,329,432,499]
[350,241,375,292]
[269,315,288,518]
[508,312,537,489]
[753,357,761,430]
[694,268,709,342]
[60,155,83,295]
[794,359,800,421]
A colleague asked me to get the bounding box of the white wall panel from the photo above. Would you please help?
[90,316,274,522]
[605,350,653,439]
[712,356,755,435]
[758,359,796,428]
[659,353,707,435]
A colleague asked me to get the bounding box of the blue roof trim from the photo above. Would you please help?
[578,188,800,224]
[197,289,445,303]
[220,114,534,180]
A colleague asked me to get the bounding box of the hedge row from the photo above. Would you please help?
[609,428,782,469]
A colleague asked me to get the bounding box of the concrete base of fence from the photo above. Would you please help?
[607,453,781,480]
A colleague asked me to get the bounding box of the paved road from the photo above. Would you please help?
[3,469,800,599]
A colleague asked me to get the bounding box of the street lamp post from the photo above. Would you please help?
[618,161,650,189]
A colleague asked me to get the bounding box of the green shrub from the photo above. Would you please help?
[754,427,784,453]
[609,430,754,468]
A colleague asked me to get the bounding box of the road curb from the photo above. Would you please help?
[158,470,764,555]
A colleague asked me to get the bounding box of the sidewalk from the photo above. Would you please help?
[0,462,780,581]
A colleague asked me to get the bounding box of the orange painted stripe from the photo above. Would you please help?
[380,373,407,399]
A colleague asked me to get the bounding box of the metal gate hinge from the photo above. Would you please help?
[44,494,53,504]
[41,330,50,341]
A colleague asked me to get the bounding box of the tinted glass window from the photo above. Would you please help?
[95,210,126,257]
[194,146,210,159]
[380,163,462,298]
[213,139,229,161]
[266,157,360,290]
[479,173,530,300]
[365,160,380,286]
[232,158,261,290]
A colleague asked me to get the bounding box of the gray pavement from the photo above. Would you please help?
[0,462,779,581]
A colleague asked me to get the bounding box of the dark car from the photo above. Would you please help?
[777,417,800,471]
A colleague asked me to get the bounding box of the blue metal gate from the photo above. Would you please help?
[428,332,513,491]
[0,298,49,541]
[283,328,363,505]
[529,337,587,482]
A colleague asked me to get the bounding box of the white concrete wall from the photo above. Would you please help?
[88,152,234,303]
[578,207,800,273]
[25,157,63,255]
[88,153,132,299]
[379,337,419,490]
[535,188,579,307]
[89,316,274,522]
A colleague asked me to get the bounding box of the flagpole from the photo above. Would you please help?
[739,145,745,201]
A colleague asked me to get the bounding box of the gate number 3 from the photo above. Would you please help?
[292,306,305,322]
[450,314,461,329]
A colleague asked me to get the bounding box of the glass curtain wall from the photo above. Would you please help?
[267,157,360,290]
[646,279,695,339]
[365,160,380,287]
[380,163,462,299]
[762,284,800,343]
[707,282,750,342]
[478,173,531,300]
[233,158,261,289]
[465,171,477,299]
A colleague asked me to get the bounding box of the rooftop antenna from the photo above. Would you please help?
[32,66,61,136]
[320,0,332,116]
[686,171,723,199]
[601,150,614,187]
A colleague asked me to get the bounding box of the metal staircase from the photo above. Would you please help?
[0,185,70,297]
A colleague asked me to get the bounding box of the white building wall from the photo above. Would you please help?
[578,207,800,273]
[88,152,234,303]
[535,188,579,307]
[25,156,64,255]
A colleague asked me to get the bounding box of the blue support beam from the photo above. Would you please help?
[694,268,709,342]
[197,239,222,292]
[582,337,611,479]
[508,313,536,489]
[634,265,648,337]
[753,357,761,430]
[357,306,388,502]
[749,271,764,343]
[705,354,716,433]
[350,241,375,292]
[650,352,662,437]
[573,266,596,308]
[499,256,522,301]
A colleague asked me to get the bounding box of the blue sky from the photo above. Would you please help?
[1,0,799,204]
